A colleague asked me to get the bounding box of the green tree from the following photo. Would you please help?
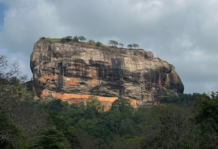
[194,92,218,148]
[65,36,72,42]
[1,98,49,143]
[61,37,66,43]
[0,113,28,149]
[32,127,71,149]
[61,36,72,43]
[119,43,124,48]
[132,43,139,49]
[78,36,86,42]
[49,112,80,148]
[84,95,104,118]
[96,41,102,46]
[141,105,200,149]
[110,97,134,117]
[86,95,102,111]
[72,36,79,42]
[88,39,95,45]
[108,40,118,46]
[0,55,32,100]
[127,44,133,49]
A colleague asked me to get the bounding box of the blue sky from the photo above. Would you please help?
[0,0,218,94]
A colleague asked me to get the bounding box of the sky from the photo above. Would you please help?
[0,0,218,94]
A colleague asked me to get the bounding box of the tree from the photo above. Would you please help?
[0,112,28,149]
[127,44,133,49]
[61,36,72,43]
[108,40,118,46]
[86,95,103,112]
[0,55,48,143]
[0,98,49,143]
[141,105,200,149]
[65,36,72,42]
[194,92,218,148]
[0,55,31,100]
[78,36,86,42]
[110,97,134,116]
[49,112,80,148]
[72,36,79,42]
[61,37,66,43]
[88,39,95,45]
[119,43,124,48]
[132,43,139,49]
[96,41,102,46]
[32,127,71,149]
[0,55,19,80]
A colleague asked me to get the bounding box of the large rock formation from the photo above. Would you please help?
[30,39,184,108]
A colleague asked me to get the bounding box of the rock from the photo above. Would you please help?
[30,39,184,108]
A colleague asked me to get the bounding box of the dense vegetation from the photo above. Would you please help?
[1,55,218,149]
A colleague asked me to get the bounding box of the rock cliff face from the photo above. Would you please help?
[30,39,184,107]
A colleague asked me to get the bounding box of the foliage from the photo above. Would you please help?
[118,43,124,48]
[194,92,218,148]
[88,39,95,45]
[0,112,28,149]
[61,36,72,43]
[1,54,218,148]
[158,92,200,107]
[78,36,86,42]
[108,40,118,46]
[86,95,104,112]
[96,41,102,46]
[45,38,62,42]
[72,36,79,42]
[0,99,49,143]
[40,37,46,40]
[127,44,133,49]
[141,105,200,149]
[32,127,71,149]
[132,43,139,48]
[110,97,134,116]
[0,55,32,100]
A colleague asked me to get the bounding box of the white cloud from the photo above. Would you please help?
[0,0,218,93]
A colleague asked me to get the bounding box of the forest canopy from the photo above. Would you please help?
[0,55,218,149]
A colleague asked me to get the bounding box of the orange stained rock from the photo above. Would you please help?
[41,89,49,99]
[39,75,57,83]
[64,78,78,86]
[130,99,137,107]
[41,89,137,110]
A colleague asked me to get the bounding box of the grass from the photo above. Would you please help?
[45,38,62,42]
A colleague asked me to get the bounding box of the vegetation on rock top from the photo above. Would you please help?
[41,36,140,49]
